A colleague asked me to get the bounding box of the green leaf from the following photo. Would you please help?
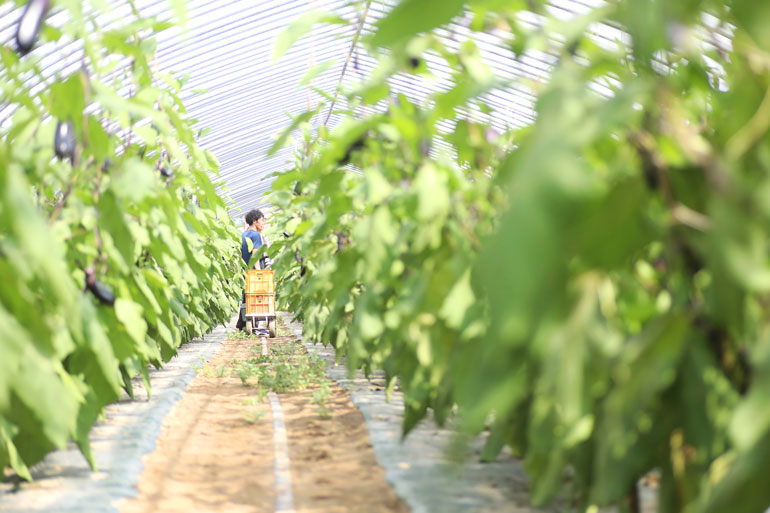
[274,10,347,61]
[98,191,135,269]
[86,116,113,161]
[438,269,474,329]
[170,0,188,26]
[299,60,337,86]
[49,73,86,131]
[115,298,149,347]
[356,304,384,340]
[41,25,63,44]
[112,158,157,202]
[267,110,315,156]
[414,163,449,221]
[703,428,770,513]
[162,135,189,173]
[373,0,466,47]
[0,417,31,481]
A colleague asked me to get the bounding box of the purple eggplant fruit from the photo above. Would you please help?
[89,280,116,305]
[84,268,115,306]
[339,135,366,166]
[15,0,50,55]
[54,120,76,160]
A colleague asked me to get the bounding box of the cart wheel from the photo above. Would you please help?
[245,320,253,335]
[268,318,276,338]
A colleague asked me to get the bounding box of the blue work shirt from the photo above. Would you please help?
[241,229,263,267]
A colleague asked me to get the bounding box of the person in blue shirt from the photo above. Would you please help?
[237,209,267,332]
[241,208,266,268]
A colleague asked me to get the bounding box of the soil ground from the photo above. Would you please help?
[119,329,409,513]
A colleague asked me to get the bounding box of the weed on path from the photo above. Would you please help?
[209,329,334,421]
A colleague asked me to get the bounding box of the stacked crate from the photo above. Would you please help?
[245,269,275,315]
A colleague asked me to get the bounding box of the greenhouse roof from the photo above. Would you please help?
[0,0,730,221]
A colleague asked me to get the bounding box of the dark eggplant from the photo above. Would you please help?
[339,135,366,166]
[293,250,307,277]
[54,120,76,160]
[89,280,115,305]
[84,268,115,306]
[15,0,50,55]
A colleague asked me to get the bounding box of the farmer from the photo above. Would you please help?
[237,209,267,332]
[241,208,266,268]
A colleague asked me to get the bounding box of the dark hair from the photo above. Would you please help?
[245,209,264,226]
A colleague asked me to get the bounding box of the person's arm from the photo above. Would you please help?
[249,233,263,265]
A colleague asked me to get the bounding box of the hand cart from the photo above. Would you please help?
[244,269,276,338]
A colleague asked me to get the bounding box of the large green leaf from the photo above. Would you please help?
[274,10,347,61]
[373,0,466,47]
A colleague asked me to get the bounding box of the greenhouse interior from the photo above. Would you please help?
[1,0,769,512]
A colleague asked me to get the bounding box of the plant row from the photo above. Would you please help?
[0,0,241,479]
[268,1,770,511]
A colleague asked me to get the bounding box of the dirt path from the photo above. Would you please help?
[283,387,407,513]
[119,337,276,513]
[119,331,408,513]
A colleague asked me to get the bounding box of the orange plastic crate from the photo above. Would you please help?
[245,293,275,316]
[246,269,275,294]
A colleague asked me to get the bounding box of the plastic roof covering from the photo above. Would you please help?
[152,0,562,220]
[0,0,734,222]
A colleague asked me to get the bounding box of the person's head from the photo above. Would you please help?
[245,209,266,232]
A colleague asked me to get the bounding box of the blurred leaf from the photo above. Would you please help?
[50,74,85,132]
[438,269,474,329]
[703,428,770,513]
[267,110,315,156]
[274,10,347,61]
[115,298,148,347]
[112,159,157,202]
[0,418,31,481]
[374,0,466,47]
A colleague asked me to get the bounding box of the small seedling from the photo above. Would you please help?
[227,330,259,340]
[236,361,259,385]
[243,409,266,424]
[249,354,271,365]
[254,387,269,403]
[312,381,333,419]
[229,338,333,419]
[199,361,228,378]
